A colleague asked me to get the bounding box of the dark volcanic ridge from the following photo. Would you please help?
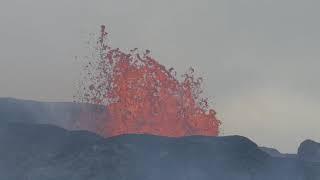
[0,97,107,131]
[1,98,320,179]
[1,121,320,180]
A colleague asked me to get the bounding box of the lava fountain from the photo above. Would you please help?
[76,25,220,137]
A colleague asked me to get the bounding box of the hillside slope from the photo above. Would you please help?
[0,122,319,180]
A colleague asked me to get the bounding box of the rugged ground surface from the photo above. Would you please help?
[1,98,320,179]
[0,122,320,180]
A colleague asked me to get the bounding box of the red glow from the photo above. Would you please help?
[77,25,220,137]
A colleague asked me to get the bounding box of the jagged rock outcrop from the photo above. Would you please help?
[298,139,320,162]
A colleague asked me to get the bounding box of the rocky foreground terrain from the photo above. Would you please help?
[1,98,320,180]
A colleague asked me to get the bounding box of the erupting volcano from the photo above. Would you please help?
[76,25,220,137]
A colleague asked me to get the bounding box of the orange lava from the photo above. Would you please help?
[77,25,220,137]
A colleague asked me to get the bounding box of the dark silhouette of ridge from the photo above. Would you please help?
[1,98,320,179]
[0,97,107,130]
[298,139,320,162]
[260,147,285,157]
[0,121,320,179]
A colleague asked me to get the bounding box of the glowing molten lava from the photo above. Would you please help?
[77,25,220,137]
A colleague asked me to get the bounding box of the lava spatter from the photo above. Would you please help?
[76,25,220,137]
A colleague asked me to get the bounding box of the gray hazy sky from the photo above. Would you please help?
[1,0,320,153]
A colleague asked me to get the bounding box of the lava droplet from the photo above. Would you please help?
[76,25,221,137]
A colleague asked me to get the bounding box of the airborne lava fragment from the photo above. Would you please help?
[76,25,220,137]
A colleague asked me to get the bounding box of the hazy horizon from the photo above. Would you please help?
[1,0,320,153]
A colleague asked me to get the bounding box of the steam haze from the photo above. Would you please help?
[0,0,319,153]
